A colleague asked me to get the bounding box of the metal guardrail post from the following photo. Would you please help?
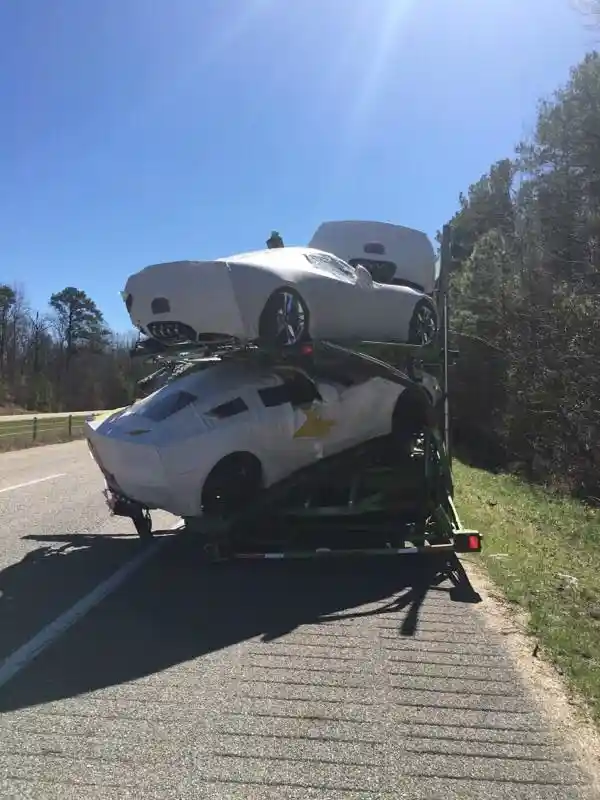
[32,416,38,441]
[68,414,73,438]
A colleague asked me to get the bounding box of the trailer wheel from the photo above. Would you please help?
[132,509,153,541]
[202,453,263,518]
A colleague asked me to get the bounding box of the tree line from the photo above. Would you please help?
[446,51,600,500]
[0,285,142,413]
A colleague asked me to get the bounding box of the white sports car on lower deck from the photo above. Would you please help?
[85,360,440,520]
[122,246,438,351]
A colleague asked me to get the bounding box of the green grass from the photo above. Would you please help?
[454,460,600,723]
[0,415,88,451]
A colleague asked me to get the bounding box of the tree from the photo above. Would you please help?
[442,158,516,270]
[48,287,110,409]
[49,287,108,359]
[0,285,15,379]
[0,277,149,412]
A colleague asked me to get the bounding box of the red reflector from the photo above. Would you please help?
[468,535,480,550]
[301,344,314,355]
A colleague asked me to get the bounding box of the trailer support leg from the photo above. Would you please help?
[444,553,482,603]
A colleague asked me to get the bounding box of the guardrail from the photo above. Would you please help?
[0,413,93,445]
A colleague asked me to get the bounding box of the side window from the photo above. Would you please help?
[259,373,320,408]
[259,384,290,408]
[141,390,196,421]
[207,397,248,419]
[286,373,320,406]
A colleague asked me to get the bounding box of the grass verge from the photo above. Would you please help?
[454,460,600,724]
[0,418,87,452]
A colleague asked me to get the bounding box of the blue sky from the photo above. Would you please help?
[0,0,595,331]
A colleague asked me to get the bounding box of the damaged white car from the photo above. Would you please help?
[85,357,441,530]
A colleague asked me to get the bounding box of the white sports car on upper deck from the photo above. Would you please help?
[122,246,438,350]
[85,359,440,521]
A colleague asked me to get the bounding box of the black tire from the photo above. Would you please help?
[408,299,438,346]
[202,453,263,518]
[391,389,431,459]
[258,288,310,347]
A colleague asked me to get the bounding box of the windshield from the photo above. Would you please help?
[304,251,356,280]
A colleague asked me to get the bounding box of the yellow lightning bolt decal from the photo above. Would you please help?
[293,406,336,439]
[88,407,126,424]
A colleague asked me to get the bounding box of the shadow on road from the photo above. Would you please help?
[0,530,172,663]
[0,530,480,713]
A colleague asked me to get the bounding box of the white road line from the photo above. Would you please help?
[0,521,183,690]
[0,474,66,494]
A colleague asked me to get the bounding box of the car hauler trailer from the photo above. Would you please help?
[107,225,481,589]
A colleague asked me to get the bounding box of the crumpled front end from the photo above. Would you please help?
[85,411,176,513]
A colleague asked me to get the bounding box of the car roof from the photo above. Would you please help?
[134,361,280,412]
[219,246,335,268]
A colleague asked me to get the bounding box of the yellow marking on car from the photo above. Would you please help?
[88,407,126,423]
[293,407,336,439]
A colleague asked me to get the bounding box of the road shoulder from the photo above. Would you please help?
[464,556,600,798]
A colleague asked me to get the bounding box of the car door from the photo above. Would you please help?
[302,252,371,339]
[255,370,341,483]
[313,375,398,456]
[304,251,415,342]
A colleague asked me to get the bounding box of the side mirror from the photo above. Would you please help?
[355,264,373,288]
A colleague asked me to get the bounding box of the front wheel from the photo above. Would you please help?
[258,288,310,347]
[408,299,438,346]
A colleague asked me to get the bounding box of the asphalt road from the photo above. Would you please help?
[0,442,593,799]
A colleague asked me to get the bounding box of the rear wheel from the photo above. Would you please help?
[202,453,263,518]
[258,288,310,347]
